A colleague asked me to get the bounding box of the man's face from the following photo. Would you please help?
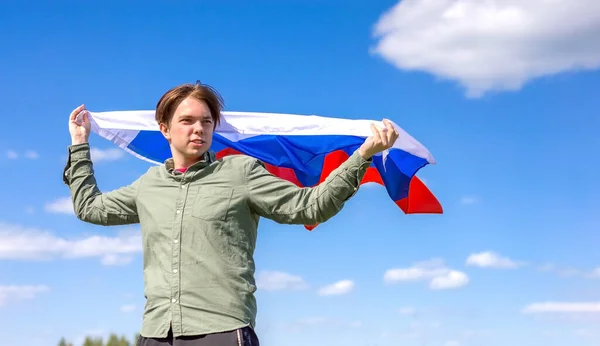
[160,96,214,164]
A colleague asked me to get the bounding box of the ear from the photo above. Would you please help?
[159,123,171,141]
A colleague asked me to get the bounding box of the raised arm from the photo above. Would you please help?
[246,119,399,225]
[245,149,372,225]
[62,105,141,226]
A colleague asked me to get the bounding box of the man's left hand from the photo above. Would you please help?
[358,119,399,159]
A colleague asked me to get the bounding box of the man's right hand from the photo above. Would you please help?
[69,104,91,145]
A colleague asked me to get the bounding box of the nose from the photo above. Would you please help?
[192,120,203,134]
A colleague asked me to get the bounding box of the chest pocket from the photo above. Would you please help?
[191,186,234,221]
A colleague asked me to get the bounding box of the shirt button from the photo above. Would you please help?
[174,239,179,243]
[172,298,177,303]
[176,210,181,214]
[173,269,178,273]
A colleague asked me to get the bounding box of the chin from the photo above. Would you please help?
[189,148,208,156]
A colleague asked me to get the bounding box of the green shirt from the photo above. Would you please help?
[63,143,371,338]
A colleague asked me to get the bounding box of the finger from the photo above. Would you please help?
[74,110,86,126]
[392,127,399,142]
[370,123,382,144]
[383,119,395,143]
[379,127,389,147]
[81,110,89,124]
[69,104,86,121]
[377,122,390,146]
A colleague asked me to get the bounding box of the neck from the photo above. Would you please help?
[173,152,207,171]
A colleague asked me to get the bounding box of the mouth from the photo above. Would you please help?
[190,139,205,147]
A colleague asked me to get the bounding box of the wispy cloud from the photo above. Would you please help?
[460,196,479,205]
[101,254,135,266]
[44,197,74,215]
[284,316,362,332]
[586,268,600,278]
[398,306,417,315]
[522,302,600,314]
[466,251,525,269]
[255,271,309,291]
[24,150,39,159]
[536,263,600,278]
[0,223,141,266]
[318,280,354,296]
[120,304,136,313]
[6,150,18,159]
[384,258,469,290]
[0,285,49,307]
[5,150,38,160]
[574,328,595,338]
[90,148,125,162]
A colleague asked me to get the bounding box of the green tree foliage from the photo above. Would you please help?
[58,333,134,346]
[106,334,119,346]
[82,336,104,346]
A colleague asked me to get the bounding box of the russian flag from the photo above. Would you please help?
[87,110,443,229]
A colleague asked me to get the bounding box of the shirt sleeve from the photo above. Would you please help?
[62,143,141,225]
[245,150,372,225]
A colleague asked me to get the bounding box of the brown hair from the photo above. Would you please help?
[155,81,224,129]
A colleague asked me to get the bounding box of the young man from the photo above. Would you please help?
[63,82,399,346]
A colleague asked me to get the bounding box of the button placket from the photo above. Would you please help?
[170,175,190,334]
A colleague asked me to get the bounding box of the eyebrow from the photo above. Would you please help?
[180,114,212,120]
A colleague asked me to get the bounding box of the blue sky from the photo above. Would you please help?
[1,1,600,345]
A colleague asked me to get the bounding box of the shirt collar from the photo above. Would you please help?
[164,151,216,175]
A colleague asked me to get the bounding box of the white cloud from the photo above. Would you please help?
[90,148,125,162]
[0,223,141,265]
[0,285,49,307]
[558,268,583,277]
[101,254,134,266]
[256,271,309,291]
[466,251,523,269]
[385,258,448,281]
[6,150,18,159]
[318,280,354,296]
[460,196,479,205]
[120,304,136,313]
[536,263,600,278]
[24,151,39,159]
[384,258,469,290]
[371,0,600,97]
[430,270,470,290]
[44,197,74,215]
[586,267,600,278]
[522,302,600,314]
[5,150,39,160]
